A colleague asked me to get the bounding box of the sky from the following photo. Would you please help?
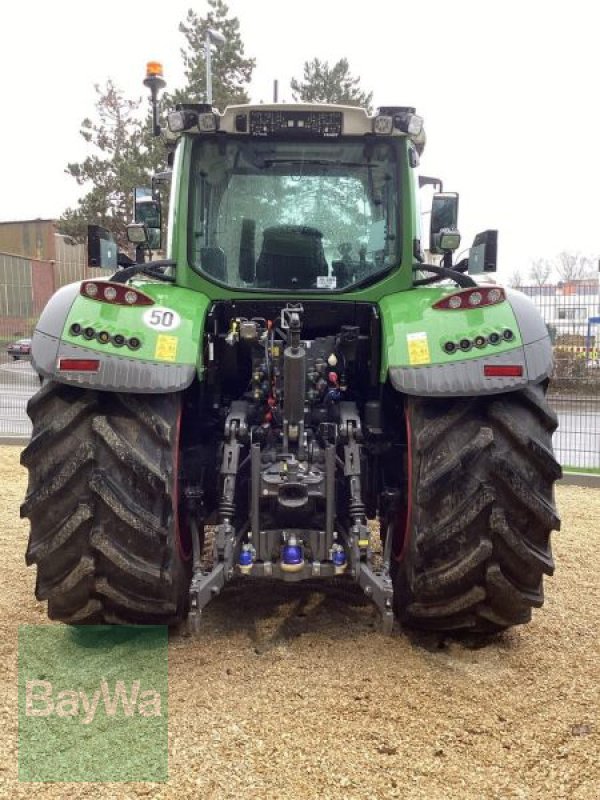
[1,0,599,279]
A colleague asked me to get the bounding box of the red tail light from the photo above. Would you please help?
[80,281,154,306]
[58,359,100,372]
[433,287,505,310]
[484,365,523,377]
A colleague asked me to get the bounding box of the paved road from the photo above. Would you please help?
[1,360,598,468]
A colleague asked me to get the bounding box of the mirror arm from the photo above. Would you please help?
[412,264,477,288]
[117,252,136,268]
[110,260,177,284]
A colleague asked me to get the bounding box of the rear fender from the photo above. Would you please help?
[32,281,210,393]
[380,286,552,396]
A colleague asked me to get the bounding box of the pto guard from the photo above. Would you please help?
[384,287,553,397]
[31,281,209,393]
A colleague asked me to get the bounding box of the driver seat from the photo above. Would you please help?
[256,225,328,289]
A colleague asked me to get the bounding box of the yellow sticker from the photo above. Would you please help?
[154,334,178,362]
[407,332,431,365]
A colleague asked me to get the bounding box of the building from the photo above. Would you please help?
[520,280,600,346]
[0,220,87,338]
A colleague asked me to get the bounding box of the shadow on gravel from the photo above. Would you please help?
[171,579,523,655]
[177,579,382,651]
[402,627,516,654]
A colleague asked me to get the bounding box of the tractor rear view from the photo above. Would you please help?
[20,64,561,634]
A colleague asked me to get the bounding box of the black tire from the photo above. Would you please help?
[20,382,192,625]
[392,382,561,632]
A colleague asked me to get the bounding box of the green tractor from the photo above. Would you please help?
[20,65,561,634]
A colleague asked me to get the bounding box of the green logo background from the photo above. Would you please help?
[18,625,168,782]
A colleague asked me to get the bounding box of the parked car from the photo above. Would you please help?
[6,338,32,360]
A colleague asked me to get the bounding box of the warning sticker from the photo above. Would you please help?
[316,275,337,289]
[154,334,178,362]
[407,332,431,365]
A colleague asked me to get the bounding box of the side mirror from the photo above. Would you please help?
[430,192,460,254]
[87,225,118,268]
[127,223,149,245]
[468,230,498,274]
[134,187,161,250]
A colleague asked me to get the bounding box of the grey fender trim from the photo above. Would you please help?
[505,288,550,344]
[32,332,196,393]
[389,337,552,396]
[36,282,82,338]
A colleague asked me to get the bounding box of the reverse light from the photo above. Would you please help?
[374,107,424,137]
[58,358,100,372]
[80,281,154,306]
[484,365,524,377]
[167,109,217,133]
[168,110,198,132]
[432,287,506,310]
[373,115,393,135]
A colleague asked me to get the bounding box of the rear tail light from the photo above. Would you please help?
[80,281,154,306]
[58,358,100,372]
[484,365,523,377]
[433,287,506,310]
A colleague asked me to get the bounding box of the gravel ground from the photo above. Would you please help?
[0,444,598,799]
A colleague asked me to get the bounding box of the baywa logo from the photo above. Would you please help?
[25,677,162,725]
[19,625,168,782]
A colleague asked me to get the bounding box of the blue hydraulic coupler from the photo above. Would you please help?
[331,544,348,574]
[238,545,254,575]
[281,537,304,573]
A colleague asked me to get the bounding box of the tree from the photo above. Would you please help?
[290,58,373,112]
[58,81,162,247]
[528,259,552,286]
[554,251,596,282]
[174,0,255,110]
[59,2,255,246]
[508,269,524,288]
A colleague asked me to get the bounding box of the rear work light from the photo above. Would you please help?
[58,358,100,372]
[80,281,154,306]
[483,365,523,377]
[433,286,506,310]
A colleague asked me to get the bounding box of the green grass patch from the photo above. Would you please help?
[563,465,600,475]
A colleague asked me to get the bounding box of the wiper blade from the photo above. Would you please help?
[263,159,367,167]
[412,264,476,288]
[111,260,176,284]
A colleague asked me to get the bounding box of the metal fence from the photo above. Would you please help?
[1,268,599,470]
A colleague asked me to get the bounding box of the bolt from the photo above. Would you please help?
[364,586,373,597]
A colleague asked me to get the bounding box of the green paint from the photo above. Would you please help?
[46,122,546,392]
[63,283,210,373]
[379,287,523,378]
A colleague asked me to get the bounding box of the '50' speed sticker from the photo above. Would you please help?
[143,307,181,332]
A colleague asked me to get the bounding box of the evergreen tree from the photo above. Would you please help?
[290,58,373,112]
[59,2,254,245]
[58,81,162,247]
[175,0,255,110]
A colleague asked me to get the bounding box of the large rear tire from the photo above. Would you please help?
[20,382,191,625]
[392,382,561,632]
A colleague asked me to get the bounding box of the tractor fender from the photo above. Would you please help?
[381,286,553,397]
[31,280,209,393]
